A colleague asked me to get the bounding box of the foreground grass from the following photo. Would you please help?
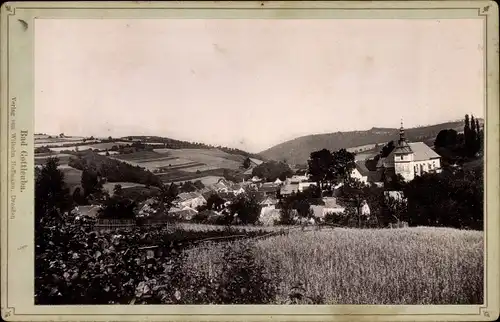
[183,227,483,304]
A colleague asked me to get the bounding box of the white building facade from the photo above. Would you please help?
[385,123,442,182]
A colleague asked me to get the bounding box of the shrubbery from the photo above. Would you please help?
[35,209,278,304]
[68,151,162,187]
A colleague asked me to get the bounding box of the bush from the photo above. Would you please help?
[403,168,483,230]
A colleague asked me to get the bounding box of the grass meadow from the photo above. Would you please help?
[182,227,484,305]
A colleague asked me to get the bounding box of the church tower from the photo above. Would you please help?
[393,120,415,181]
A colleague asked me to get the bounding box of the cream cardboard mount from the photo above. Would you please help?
[1,1,499,321]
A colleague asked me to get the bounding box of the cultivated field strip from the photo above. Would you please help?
[183,227,484,305]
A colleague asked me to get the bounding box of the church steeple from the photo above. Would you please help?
[398,118,406,145]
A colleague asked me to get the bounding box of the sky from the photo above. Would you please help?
[35,19,484,153]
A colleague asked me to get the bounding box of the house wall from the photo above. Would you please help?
[394,153,415,182]
[350,169,368,184]
[180,197,206,209]
[412,158,441,177]
[298,182,318,192]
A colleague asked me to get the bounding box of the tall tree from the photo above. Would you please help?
[157,183,178,215]
[243,157,252,169]
[331,149,356,183]
[113,184,123,196]
[81,167,102,198]
[307,149,334,190]
[464,114,472,156]
[380,141,396,158]
[470,115,478,156]
[35,157,71,227]
[434,129,458,148]
[229,193,261,225]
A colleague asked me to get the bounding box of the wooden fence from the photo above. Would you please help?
[90,218,172,231]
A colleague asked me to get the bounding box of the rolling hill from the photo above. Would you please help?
[259,120,480,165]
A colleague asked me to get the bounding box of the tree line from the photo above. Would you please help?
[434,114,483,165]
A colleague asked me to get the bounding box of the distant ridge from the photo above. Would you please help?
[259,119,483,165]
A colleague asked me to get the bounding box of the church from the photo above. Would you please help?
[377,122,442,182]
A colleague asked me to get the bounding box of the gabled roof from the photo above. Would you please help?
[249,158,264,165]
[408,142,441,161]
[259,185,280,193]
[260,196,278,205]
[217,178,233,187]
[244,168,254,175]
[385,142,440,167]
[280,184,299,195]
[177,192,203,202]
[393,140,413,155]
[322,197,338,208]
[354,161,371,177]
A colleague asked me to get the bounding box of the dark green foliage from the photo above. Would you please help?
[98,195,137,219]
[113,184,123,196]
[72,186,86,206]
[278,190,322,224]
[403,168,483,230]
[222,168,244,183]
[34,210,276,305]
[193,180,205,190]
[307,148,355,190]
[35,146,52,154]
[69,151,162,187]
[229,194,262,225]
[380,141,395,158]
[434,115,483,167]
[35,157,72,229]
[434,129,459,148]
[308,149,335,189]
[206,194,226,211]
[179,181,197,193]
[331,149,356,182]
[81,167,103,198]
[243,157,252,169]
[252,160,293,182]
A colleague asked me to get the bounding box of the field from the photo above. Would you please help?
[35,153,74,165]
[182,227,484,304]
[60,166,83,193]
[177,222,289,233]
[171,175,224,186]
[113,148,252,183]
[102,182,146,195]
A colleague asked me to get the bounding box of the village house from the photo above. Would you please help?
[260,195,278,208]
[350,161,384,186]
[285,174,309,184]
[280,183,299,198]
[258,183,281,197]
[169,206,198,221]
[379,122,442,182]
[251,176,263,183]
[298,181,317,192]
[175,192,207,209]
[311,197,346,220]
[231,183,246,195]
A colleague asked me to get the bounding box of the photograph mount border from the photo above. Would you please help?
[1,1,498,321]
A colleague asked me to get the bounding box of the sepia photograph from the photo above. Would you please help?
[2,1,499,321]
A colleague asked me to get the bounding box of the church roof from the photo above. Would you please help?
[408,142,441,161]
[393,141,413,154]
[385,142,440,167]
